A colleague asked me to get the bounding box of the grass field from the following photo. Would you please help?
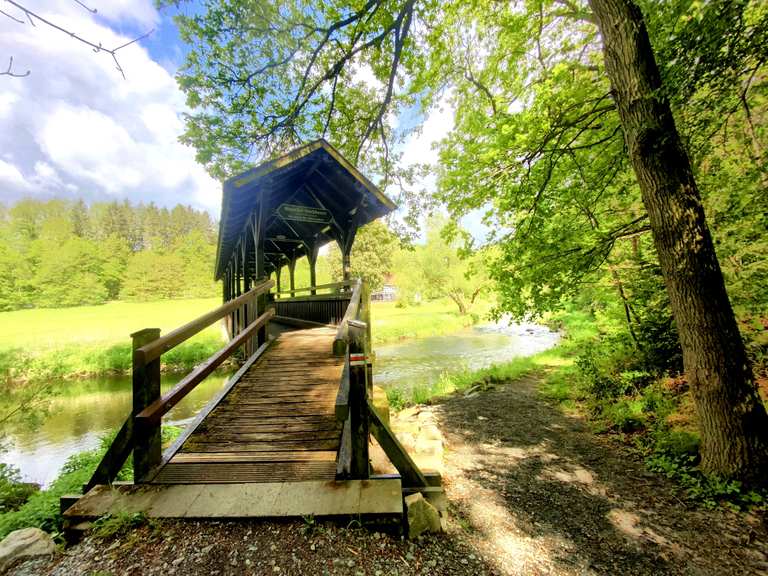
[0,297,491,382]
[370,298,492,344]
[0,299,225,382]
[0,299,223,350]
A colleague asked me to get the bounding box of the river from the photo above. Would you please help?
[3,319,558,486]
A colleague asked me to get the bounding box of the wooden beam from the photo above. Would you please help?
[368,400,428,488]
[83,415,134,492]
[276,280,352,296]
[348,321,369,479]
[333,279,362,356]
[137,309,275,424]
[336,416,351,478]
[335,359,350,421]
[132,328,161,483]
[288,258,296,296]
[135,278,274,364]
[308,243,320,295]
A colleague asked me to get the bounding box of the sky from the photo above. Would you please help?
[0,0,486,238]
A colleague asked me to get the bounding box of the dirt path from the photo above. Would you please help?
[435,373,768,575]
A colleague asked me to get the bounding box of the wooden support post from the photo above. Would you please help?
[241,240,251,356]
[132,327,161,483]
[252,206,267,348]
[288,258,296,297]
[228,266,235,339]
[234,254,242,337]
[223,267,231,339]
[361,282,373,394]
[275,267,282,294]
[339,224,358,289]
[308,243,319,295]
[348,319,369,478]
[342,249,352,283]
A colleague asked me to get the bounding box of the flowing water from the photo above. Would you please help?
[3,320,558,486]
[374,320,560,395]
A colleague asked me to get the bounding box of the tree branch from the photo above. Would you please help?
[2,0,153,79]
[0,56,29,77]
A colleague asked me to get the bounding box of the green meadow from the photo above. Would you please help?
[0,299,224,382]
[0,297,491,382]
[370,299,492,344]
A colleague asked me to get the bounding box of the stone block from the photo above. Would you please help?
[404,492,442,539]
[0,528,56,572]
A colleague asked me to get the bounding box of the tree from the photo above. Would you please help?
[419,218,487,315]
[167,0,768,481]
[0,197,221,309]
[173,230,219,298]
[120,250,186,301]
[588,0,768,482]
[329,221,398,291]
[389,217,488,314]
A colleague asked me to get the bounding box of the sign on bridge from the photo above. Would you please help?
[277,203,332,224]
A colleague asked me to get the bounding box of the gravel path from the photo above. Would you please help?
[436,373,768,575]
[8,372,767,575]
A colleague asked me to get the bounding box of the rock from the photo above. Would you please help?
[0,528,56,571]
[404,493,443,539]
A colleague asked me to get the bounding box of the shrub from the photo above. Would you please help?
[0,434,133,540]
[0,464,38,513]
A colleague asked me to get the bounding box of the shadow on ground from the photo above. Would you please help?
[434,374,768,576]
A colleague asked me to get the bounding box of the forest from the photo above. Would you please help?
[0,199,220,309]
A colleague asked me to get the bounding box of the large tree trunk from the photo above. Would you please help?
[588,0,768,483]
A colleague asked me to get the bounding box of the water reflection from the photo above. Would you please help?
[2,372,232,486]
[374,320,559,394]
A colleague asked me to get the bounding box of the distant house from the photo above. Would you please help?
[371,283,397,302]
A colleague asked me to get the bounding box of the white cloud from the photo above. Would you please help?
[393,93,491,243]
[0,92,19,119]
[0,159,30,190]
[0,0,220,214]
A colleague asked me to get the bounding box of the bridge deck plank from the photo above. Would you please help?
[152,327,344,484]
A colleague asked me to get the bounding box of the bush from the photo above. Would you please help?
[0,464,38,513]
[0,434,133,540]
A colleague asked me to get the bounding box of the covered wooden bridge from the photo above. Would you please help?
[63,140,440,523]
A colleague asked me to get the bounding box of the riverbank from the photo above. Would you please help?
[371,299,493,344]
[0,297,492,384]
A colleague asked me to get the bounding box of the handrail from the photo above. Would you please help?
[136,309,274,424]
[335,359,350,421]
[275,280,353,297]
[135,278,274,364]
[333,279,362,356]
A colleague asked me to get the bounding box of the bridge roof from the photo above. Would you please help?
[215,139,396,279]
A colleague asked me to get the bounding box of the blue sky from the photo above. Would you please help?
[0,0,488,240]
[0,0,221,213]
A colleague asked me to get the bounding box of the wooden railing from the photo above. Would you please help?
[272,279,355,326]
[332,279,428,488]
[85,278,275,491]
[273,280,353,299]
[333,279,368,478]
